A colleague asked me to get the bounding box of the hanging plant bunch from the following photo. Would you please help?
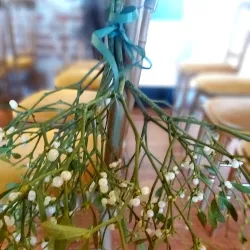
[0,0,250,249]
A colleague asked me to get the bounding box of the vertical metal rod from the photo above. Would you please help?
[127,0,158,112]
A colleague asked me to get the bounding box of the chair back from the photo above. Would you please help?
[0,4,7,77]
[4,0,36,66]
[225,2,250,71]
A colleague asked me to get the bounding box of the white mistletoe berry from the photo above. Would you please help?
[30,236,37,246]
[173,166,178,171]
[101,198,108,207]
[224,181,233,189]
[100,172,107,178]
[44,176,51,183]
[192,196,199,203]
[44,196,52,206]
[46,206,56,217]
[231,159,241,169]
[52,176,64,188]
[141,186,150,195]
[9,100,18,109]
[119,182,128,188]
[61,171,72,182]
[53,141,61,149]
[67,147,73,153]
[146,209,154,218]
[158,201,166,208]
[180,192,185,199]
[193,178,199,185]
[47,149,59,162]
[197,192,204,201]
[129,197,140,207]
[98,178,108,187]
[158,208,164,214]
[28,190,36,201]
[100,185,109,194]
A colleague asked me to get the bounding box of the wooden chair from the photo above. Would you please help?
[54,65,102,90]
[186,68,250,119]
[174,2,250,116]
[4,0,36,72]
[12,89,97,123]
[195,97,250,212]
[0,6,9,95]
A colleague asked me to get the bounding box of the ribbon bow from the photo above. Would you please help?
[91,6,152,91]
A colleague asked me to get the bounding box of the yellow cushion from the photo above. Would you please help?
[0,128,55,193]
[0,128,101,193]
[192,74,250,95]
[203,97,250,132]
[7,55,34,69]
[55,67,102,90]
[179,62,237,75]
[13,89,97,123]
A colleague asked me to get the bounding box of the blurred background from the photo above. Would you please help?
[0,0,250,105]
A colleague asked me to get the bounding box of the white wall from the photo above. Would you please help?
[140,0,249,87]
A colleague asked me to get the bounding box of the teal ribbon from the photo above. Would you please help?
[91,6,152,91]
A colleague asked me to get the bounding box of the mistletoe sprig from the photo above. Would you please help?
[0,0,250,249]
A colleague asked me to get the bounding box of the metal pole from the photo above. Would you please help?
[126,0,158,113]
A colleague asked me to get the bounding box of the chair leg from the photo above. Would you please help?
[200,132,230,212]
[184,91,201,133]
[101,213,113,250]
[174,73,190,116]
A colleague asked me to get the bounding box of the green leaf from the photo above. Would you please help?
[42,221,91,241]
[0,147,10,155]
[55,213,71,250]
[199,172,212,185]
[208,207,217,228]
[36,189,47,222]
[211,199,225,223]
[156,213,166,223]
[197,210,207,227]
[0,228,7,244]
[120,218,128,239]
[203,165,216,175]
[155,187,163,197]
[166,218,173,229]
[5,182,19,190]
[218,196,238,221]
[11,153,21,159]
[137,242,147,250]
[232,182,250,194]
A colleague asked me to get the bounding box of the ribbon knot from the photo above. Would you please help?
[91,5,152,91]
